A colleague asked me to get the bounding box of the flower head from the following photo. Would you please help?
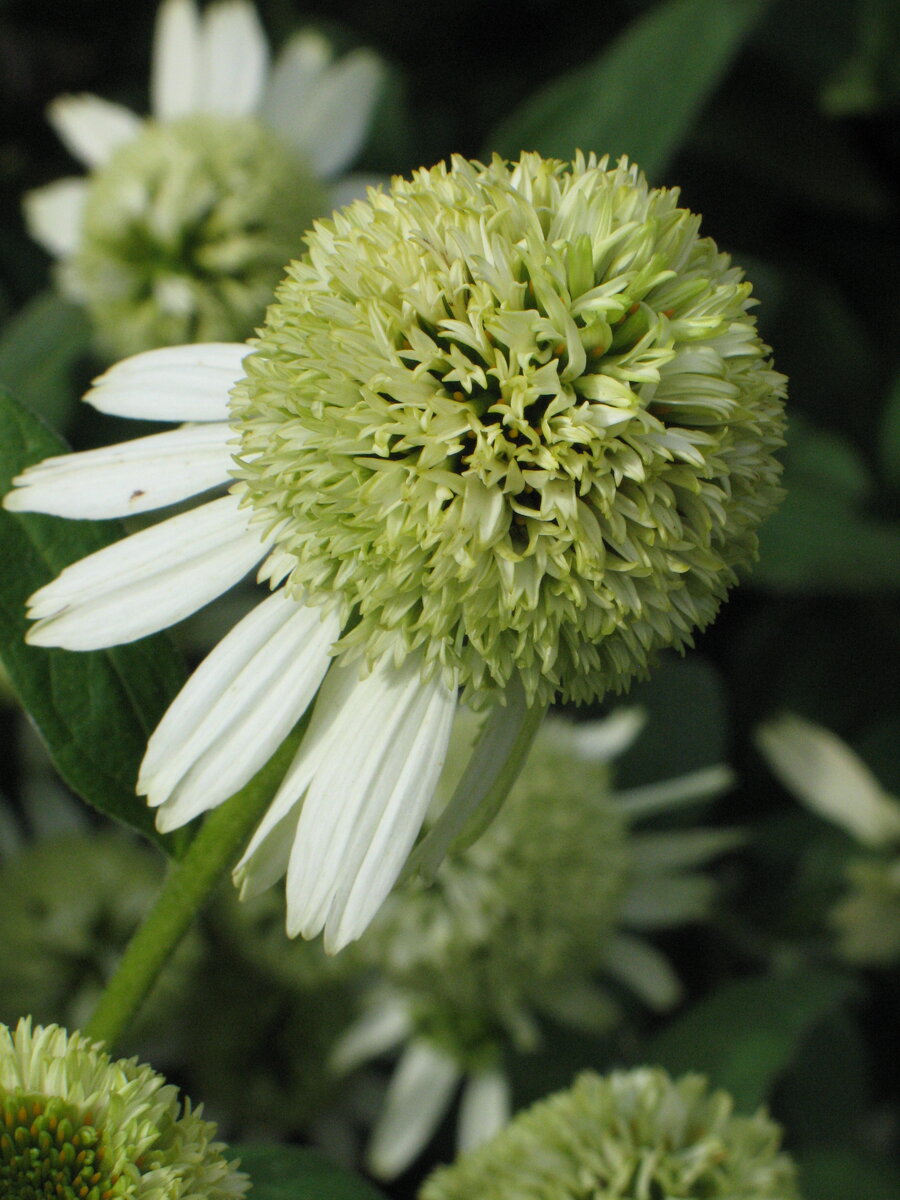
[336,709,738,1176]
[419,1068,800,1200]
[0,1017,247,1199]
[235,152,785,705]
[6,152,783,953]
[26,0,383,356]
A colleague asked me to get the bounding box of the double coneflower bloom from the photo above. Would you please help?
[6,152,786,951]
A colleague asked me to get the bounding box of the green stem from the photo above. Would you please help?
[84,729,302,1050]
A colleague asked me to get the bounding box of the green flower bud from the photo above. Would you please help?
[420,1068,800,1200]
[0,1018,248,1199]
[234,152,787,706]
[66,116,325,358]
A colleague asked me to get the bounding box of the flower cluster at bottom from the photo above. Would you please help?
[0,1018,247,1200]
[419,1067,800,1200]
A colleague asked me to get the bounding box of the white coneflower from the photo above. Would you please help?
[25,0,383,357]
[419,1068,800,1200]
[6,153,785,952]
[757,714,900,964]
[332,708,739,1177]
[0,1017,247,1199]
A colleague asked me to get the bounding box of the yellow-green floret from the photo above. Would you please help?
[0,1018,248,1199]
[233,152,786,705]
[68,115,325,357]
[419,1068,800,1199]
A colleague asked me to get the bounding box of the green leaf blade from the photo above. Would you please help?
[235,1145,389,1200]
[486,0,770,178]
[0,388,188,854]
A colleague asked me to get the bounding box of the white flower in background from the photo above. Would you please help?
[24,0,384,357]
[757,713,900,964]
[332,709,739,1179]
[6,153,783,954]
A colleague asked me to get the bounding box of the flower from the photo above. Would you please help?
[25,0,384,357]
[418,1067,800,1200]
[6,152,785,952]
[756,714,900,964]
[0,1017,248,1199]
[333,708,739,1177]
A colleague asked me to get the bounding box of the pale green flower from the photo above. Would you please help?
[334,709,739,1178]
[419,1068,800,1200]
[25,0,383,357]
[0,1017,247,1199]
[7,152,783,952]
[757,714,900,964]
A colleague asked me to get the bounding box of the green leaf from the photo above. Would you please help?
[646,968,857,1110]
[880,366,900,489]
[486,0,770,178]
[754,415,900,593]
[0,388,188,854]
[235,1145,389,1200]
[798,1147,900,1200]
[0,291,92,430]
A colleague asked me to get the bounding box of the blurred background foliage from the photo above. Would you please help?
[1,0,899,1197]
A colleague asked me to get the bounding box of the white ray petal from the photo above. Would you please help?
[151,0,201,120]
[196,0,269,117]
[629,827,744,874]
[619,874,714,928]
[143,592,339,829]
[756,715,900,846]
[569,706,647,762]
[367,1041,460,1180]
[612,764,736,821]
[457,1069,511,1153]
[278,50,384,178]
[4,423,234,519]
[85,343,248,422]
[284,656,457,950]
[260,32,330,135]
[330,995,412,1074]
[603,933,683,1010]
[25,494,266,649]
[23,178,87,259]
[47,94,141,168]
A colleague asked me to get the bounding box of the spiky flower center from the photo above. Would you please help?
[69,115,325,357]
[234,153,786,705]
[0,1092,118,1200]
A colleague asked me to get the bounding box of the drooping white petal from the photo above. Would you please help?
[367,1041,460,1180]
[756,715,900,847]
[619,873,714,928]
[457,1069,511,1153]
[4,423,234,519]
[612,764,736,821]
[284,654,457,951]
[22,178,88,259]
[629,827,744,875]
[275,50,384,178]
[569,706,647,762]
[141,591,338,829]
[330,995,412,1074]
[151,0,201,120]
[25,494,266,649]
[47,94,141,168]
[260,32,331,135]
[604,933,683,1010]
[85,343,248,422]
[195,0,269,117]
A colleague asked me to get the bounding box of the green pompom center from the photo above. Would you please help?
[0,1092,118,1200]
[69,114,326,357]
